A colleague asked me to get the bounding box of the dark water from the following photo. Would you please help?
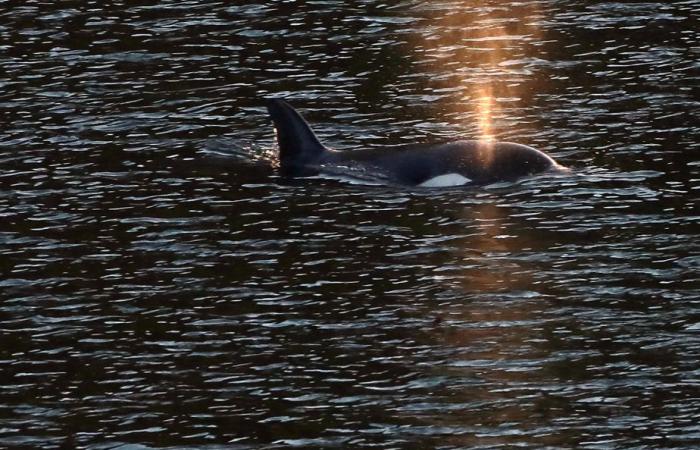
[1,1,699,448]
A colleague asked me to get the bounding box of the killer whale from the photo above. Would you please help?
[266,98,566,187]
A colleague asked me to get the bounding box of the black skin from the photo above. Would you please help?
[322,140,559,185]
[267,99,564,186]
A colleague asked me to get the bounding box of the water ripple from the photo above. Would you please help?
[1,0,699,449]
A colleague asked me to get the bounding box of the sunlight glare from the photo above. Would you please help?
[476,86,496,142]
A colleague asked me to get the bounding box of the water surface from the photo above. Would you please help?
[1,1,699,449]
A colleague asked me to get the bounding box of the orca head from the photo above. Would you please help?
[479,142,561,182]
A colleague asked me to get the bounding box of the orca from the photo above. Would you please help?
[266,98,567,187]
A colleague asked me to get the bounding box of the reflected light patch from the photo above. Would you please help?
[476,86,496,142]
[415,1,546,144]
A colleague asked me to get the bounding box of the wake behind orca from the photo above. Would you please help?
[267,99,567,187]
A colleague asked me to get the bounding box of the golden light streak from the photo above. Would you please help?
[476,85,496,142]
[414,1,545,144]
[409,5,550,442]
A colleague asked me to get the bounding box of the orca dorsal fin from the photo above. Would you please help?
[266,99,327,174]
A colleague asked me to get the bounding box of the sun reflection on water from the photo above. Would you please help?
[476,85,496,142]
[418,2,545,141]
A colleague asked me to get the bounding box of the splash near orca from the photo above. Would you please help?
[266,99,566,187]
